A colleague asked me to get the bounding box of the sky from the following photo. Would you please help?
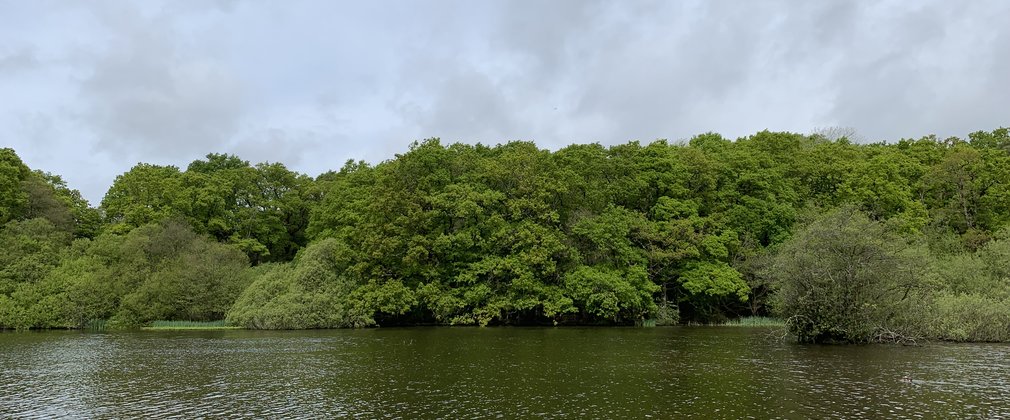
[2,0,1008,204]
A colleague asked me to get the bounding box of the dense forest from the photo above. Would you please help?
[2,127,1010,343]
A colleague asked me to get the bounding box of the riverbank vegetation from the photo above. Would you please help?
[718,316,784,327]
[142,320,242,330]
[2,127,1010,343]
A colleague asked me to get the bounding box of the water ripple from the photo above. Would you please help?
[1,328,1007,418]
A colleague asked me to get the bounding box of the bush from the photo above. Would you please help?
[918,235,1010,341]
[927,294,1010,342]
[107,220,252,327]
[226,238,376,329]
[563,265,657,321]
[769,207,925,343]
[654,301,680,326]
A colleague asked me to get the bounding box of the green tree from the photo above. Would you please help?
[108,220,252,326]
[101,163,186,232]
[0,148,31,224]
[769,207,925,343]
[923,145,1010,234]
[0,218,72,329]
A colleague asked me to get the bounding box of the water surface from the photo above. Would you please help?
[1,327,1007,418]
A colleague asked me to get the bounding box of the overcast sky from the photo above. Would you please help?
[2,1,1008,203]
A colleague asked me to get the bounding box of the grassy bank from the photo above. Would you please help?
[142,320,243,330]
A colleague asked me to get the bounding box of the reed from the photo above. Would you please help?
[720,316,785,327]
[144,320,242,330]
[84,319,108,331]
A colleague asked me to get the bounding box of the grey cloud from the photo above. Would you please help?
[390,0,1008,148]
[78,3,246,159]
[826,0,1010,141]
[15,112,58,147]
[0,48,38,74]
[572,2,767,140]
[490,0,608,77]
[228,128,321,168]
[3,0,1008,204]
[225,97,368,177]
[398,66,522,144]
[395,1,827,146]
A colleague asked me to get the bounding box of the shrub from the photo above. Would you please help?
[769,207,925,343]
[927,293,1010,342]
[226,238,375,329]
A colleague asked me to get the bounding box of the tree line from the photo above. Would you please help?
[2,127,1010,342]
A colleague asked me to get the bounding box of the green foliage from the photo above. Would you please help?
[0,148,31,225]
[101,155,314,263]
[101,164,186,232]
[108,221,252,326]
[564,265,657,320]
[226,238,374,329]
[0,218,71,299]
[679,261,748,301]
[7,127,1010,336]
[0,149,96,240]
[925,294,1010,342]
[0,219,250,330]
[44,248,116,328]
[654,301,680,326]
[968,127,1010,152]
[908,234,1010,342]
[769,207,925,343]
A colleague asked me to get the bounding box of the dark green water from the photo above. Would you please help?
[1,327,1007,418]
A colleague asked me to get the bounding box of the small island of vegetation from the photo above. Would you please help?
[3,127,1010,344]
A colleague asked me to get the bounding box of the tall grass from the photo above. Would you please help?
[720,316,785,327]
[144,320,240,330]
[84,319,108,331]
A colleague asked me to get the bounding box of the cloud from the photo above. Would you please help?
[820,1,1010,140]
[388,1,839,147]
[77,3,246,159]
[384,0,1009,148]
[2,0,1008,204]
[394,65,521,144]
[0,48,39,74]
[228,128,320,168]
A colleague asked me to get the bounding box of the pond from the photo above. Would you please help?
[1,327,1007,418]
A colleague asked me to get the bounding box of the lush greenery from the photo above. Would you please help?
[2,127,1010,342]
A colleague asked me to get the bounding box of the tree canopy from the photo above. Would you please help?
[3,128,1010,341]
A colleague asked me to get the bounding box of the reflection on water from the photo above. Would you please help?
[1,327,1007,418]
